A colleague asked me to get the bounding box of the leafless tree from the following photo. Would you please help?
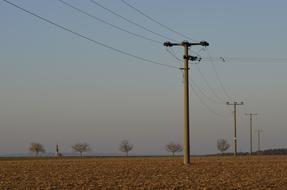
[72,143,91,157]
[166,142,183,156]
[119,140,133,156]
[29,143,45,156]
[217,139,230,154]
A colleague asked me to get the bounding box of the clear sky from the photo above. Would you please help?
[0,0,287,155]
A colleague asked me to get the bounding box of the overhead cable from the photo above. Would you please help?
[120,0,195,41]
[56,0,162,44]
[190,81,231,118]
[3,0,178,70]
[204,48,233,101]
[89,0,176,41]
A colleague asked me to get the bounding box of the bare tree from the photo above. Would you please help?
[217,139,230,154]
[119,140,133,156]
[72,143,91,157]
[29,143,45,156]
[166,142,183,156]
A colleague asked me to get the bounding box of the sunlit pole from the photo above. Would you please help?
[164,41,209,164]
[227,101,244,156]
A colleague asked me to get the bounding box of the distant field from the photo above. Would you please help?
[1,156,287,189]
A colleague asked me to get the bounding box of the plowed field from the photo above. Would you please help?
[1,156,287,189]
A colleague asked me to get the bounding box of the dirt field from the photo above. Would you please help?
[0,156,287,189]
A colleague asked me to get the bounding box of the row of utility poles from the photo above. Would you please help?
[226,103,263,156]
[164,40,263,165]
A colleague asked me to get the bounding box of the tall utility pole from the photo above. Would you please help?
[255,129,263,153]
[245,113,258,155]
[164,41,209,165]
[226,101,244,156]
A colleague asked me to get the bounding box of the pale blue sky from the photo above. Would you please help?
[0,0,287,155]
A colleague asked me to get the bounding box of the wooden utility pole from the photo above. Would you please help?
[245,113,257,155]
[226,101,244,156]
[255,129,263,153]
[164,41,209,164]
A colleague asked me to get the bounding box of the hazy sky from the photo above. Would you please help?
[0,0,287,155]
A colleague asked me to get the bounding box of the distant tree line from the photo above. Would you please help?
[29,140,287,157]
[260,148,287,155]
[28,140,183,157]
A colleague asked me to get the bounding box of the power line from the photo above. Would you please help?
[190,47,205,57]
[3,0,178,70]
[189,47,227,103]
[204,48,233,101]
[223,57,287,63]
[190,81,230,118]
[190,77,225,105]
[120,0,195,41]
[194,64,226,103]
[166,46,226,106]
[56,0,162,44]
[200,56,287,64]
[165,48,182,63]
[89,0,176,42]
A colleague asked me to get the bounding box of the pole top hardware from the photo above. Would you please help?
[163,41,172,47]
[200,41,209,47]
[183,55,201,61]
[226,101,244,105]
[164,41,209,47]
[182,40,209,47]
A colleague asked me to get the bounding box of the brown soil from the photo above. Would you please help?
[0,156,287,189]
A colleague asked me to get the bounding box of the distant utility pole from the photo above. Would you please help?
[245,113,258,155]
[255,129,263,153]
[56,144,60,157]
[164,41,209,165]
[226,101,244,156]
